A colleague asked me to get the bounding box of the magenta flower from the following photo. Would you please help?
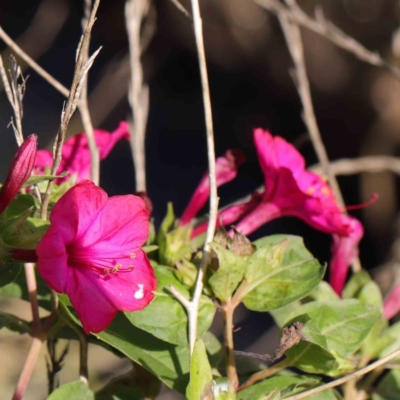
[0,134,37,215]
[36,180,156,333]
[179,149,245,225]
[383,285,400,320]
[232,129,363,294]
[35,122,130,183]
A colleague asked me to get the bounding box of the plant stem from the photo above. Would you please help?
[12,336,43,400]
[222,305,239,389]
[237,357,291,391]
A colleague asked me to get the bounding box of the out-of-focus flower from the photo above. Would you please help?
[36,180,156,333]
[383,285,400,320]
[0,134,37,215]
[231,129,363,294]
[179,150,246,225]
[35,122,130,183]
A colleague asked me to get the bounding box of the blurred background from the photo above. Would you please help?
[0,0,400,398]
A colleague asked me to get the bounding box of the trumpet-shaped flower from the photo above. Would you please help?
[0,134,37,215]
[36,180,156,333]
[179,149,245,225]
[35,122,130,183]
[232,129,363,294]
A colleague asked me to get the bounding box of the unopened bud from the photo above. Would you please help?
[0,135,37,216]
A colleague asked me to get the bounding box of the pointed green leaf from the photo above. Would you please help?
[46,381,94,400]
[239,236,324,311]
[23,171,68,188]
[91,313,190,393]
[342,270,371,299]
[208,243,246,303]
[0,194,38,221]
[0,262,22,288]
[285,300,380,357]
[237,375,321,400]
[187,339,214,400]
[0,311,31,333]
[125,266,216,345]
[372,369,400,400]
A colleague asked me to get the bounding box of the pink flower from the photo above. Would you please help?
[180,149,245,225]
[233,129,363,294]
[35,122,130,183]
[0,134,37,215]
[384,285,400,320]
[36,180,156,333]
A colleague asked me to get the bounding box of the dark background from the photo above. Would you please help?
[0,0,399,396]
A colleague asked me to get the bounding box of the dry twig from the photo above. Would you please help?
[40,0,101,219]
[79,0,100,185]
[255,0,400,80]
[169,0,218,356]
[125,0,151,192]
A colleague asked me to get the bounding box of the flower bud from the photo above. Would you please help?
[0,135,37,215]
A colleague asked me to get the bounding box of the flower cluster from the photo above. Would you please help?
[181,128,363,295]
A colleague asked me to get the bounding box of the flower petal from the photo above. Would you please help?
[67,267,118,334]
[329,218,363,295]
[73,195,150,256]
[384,284,400,320]
[94,250,156,312]
[49,180,107,244]
[36,227,69,293]
[180,149,245,225]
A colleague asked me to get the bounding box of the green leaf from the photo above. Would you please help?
[46,381,94,400]
[0,265,52,309]
[0,262,22,288]
[379,322,400,359]
[0,311,31,333]
[269,301,302,328]
[358,281,383,307]
[0,194,38,221]
[202,331,223,368]
[93,313,190,393]
[285,300,380,357]
[239,236,325,311]
[342,270,371,299]
[237,375,321,400]
[186,339,213,400]
[23,171,68,187]
[208,243,246,303]
[372,369,400,400]
[307,282,340,302]
[361,316,390,359]
[125,266,216,345]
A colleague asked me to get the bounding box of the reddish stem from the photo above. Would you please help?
[11,249,38,263]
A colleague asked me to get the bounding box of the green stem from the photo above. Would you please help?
[222,304,239,389]
[237,358,291,392]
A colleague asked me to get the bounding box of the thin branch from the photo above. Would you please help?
[254,0,400,81]
[167,0,193,23]
[41,0,101,219]
[0,26,70,97]
[278,8,344,208]
[284,347,400,400]
[187,0,218,355]
[222,306,239,389]
[168,285,191,310]
[278,4,361,272]
[79,0,99,185]
[125,0,151,192]
[310,156,400,177]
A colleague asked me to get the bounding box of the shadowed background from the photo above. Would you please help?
[0,0,399,398]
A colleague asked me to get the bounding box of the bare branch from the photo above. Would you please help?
[167,0,193,23]
[255,0,400,81]
[187,0,219,356]
[41,0,101,219]
[125,0,152,192]
[79,0,100,185]
[310,156,400,177]
[0,27,69,97]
